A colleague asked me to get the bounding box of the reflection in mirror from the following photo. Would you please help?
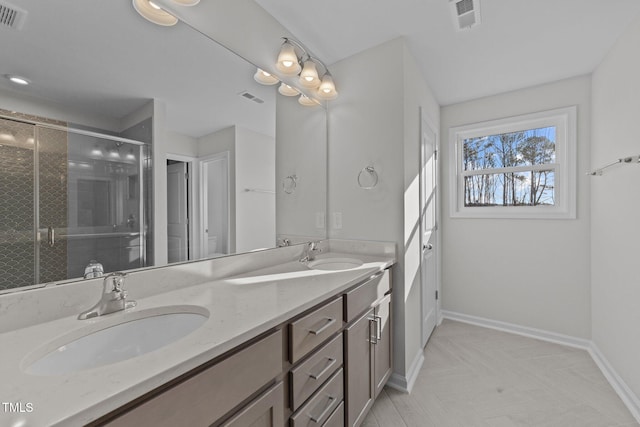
[0,0,326,292]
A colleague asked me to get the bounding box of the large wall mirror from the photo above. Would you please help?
[0,0,327,292]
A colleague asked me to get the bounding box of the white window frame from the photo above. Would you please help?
[449,106,577,219]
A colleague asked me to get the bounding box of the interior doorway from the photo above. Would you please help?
[199,152,230,257]
[167,158,191,263]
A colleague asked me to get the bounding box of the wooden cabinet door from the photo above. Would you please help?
[373,294,392,398]
[221,382,284,427]
[345,309,374,427]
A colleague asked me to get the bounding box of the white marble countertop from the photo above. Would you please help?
[0,251,394,427]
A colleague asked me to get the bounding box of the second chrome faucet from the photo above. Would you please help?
[78,272,137,320]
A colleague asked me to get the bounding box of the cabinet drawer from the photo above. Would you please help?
[290,369,344,427]
[322,402,344,427]
[344,269,390,323]
[290,297,343,363]
[105,330,283,427]
[290,334,343,411]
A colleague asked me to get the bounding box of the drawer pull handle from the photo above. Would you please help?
[369,318,378,344]
[309,357,337,380]
[309,318,336,335]
[374,314,382,341]
[309,396,336,423]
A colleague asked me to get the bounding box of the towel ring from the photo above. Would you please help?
[358,166,378,189]
[282,174,297,194]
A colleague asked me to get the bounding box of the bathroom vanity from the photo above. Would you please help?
[0,240,395,427]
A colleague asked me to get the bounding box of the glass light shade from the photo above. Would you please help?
[171,0,200,5]
[276,43,301,75]
[299,60,320,88]
[317,75,338,100]
[298,94,318,107]
[132,0,178,26]
[278,83,299,97]
[254,68,279,85]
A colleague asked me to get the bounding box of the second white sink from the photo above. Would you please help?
[23,306,209,376]
[307,257,364,271]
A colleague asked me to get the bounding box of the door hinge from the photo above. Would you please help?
[434,149,438,161]
[185,172,189,180]
[435,290,439,300]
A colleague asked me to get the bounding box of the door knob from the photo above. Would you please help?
[423,243,433,250]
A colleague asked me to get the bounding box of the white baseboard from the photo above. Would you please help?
[441,310,640,424]
[589,343,640,422]
[386,350,424,394]
[441,310,591,350]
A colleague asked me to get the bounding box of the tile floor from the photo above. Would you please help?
[362,320,638,426]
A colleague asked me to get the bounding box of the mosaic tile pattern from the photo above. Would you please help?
[0,119,36,289]
[37,126,68,284]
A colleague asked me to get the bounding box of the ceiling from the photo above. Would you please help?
[254,0,640,105]
[0,0,275,138]
[2,0,639,136]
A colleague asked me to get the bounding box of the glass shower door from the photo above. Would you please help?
[37,126,70,284]
[0,116,147,291]
[65,133,145,279]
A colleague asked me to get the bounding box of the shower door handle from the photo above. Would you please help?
[47,226,55,247]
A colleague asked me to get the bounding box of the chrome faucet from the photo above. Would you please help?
[278,238,291,247]
[78,272,136,320]
[299,241,322,263]
[84,260,104,279]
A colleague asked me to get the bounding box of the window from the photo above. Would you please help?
[449,106,576,219]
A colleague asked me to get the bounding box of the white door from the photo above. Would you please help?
[420,116,438,347]
[200,153,229,257]
[167,161,189,263]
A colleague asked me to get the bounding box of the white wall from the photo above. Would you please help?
[275,95,327,240]
[235,127,276,252]
[402,43,441,383]
[0,87,121,131]
[329,37,440,388]
[591,14,640,402]
[441,76,592,338]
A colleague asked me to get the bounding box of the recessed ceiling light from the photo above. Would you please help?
[5,74,30,85]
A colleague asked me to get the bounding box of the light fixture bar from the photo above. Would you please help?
[274,37,338,102]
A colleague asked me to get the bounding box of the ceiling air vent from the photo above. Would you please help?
[450,0,481,31]
[0,1,27,30]
[238,91,265,104]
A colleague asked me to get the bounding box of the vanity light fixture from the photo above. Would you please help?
[276,40,302,75]
[299,60,320,88]
[317,74,338,100]
[132,0,178,26]
[272,38,338,104]
[254,69,279,85]
[278,83,299,97]
[4,74,30,85]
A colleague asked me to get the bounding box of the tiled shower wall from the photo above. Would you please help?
[0,118,36,289]
[0,111,68,290]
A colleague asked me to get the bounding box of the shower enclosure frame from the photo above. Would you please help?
[0,113,150,288]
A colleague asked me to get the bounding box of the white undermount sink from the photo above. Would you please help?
[307,257,364,271]
[23,305,209,376]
